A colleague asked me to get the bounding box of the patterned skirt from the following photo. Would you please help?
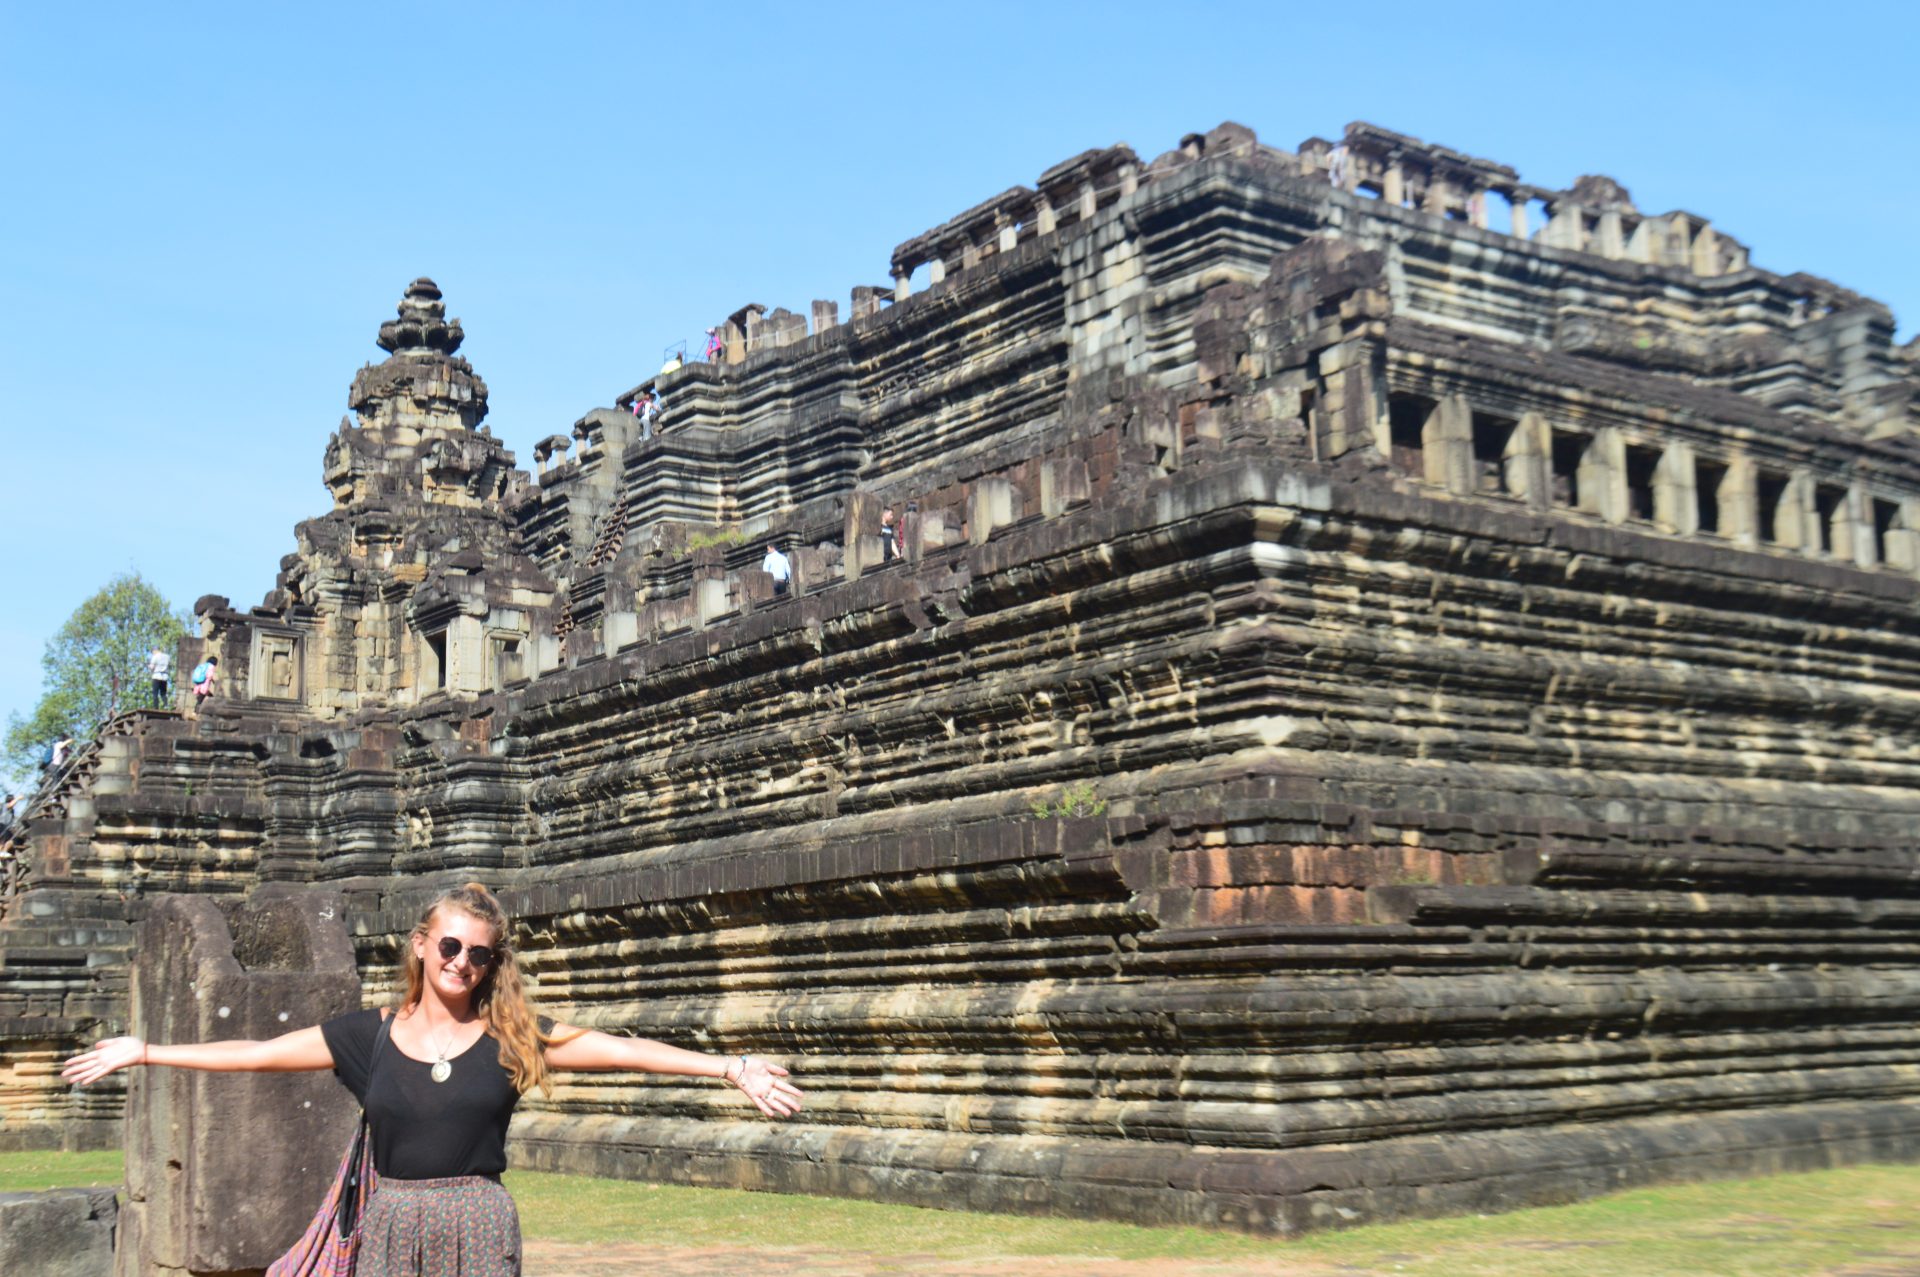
[357,1176,521,1276]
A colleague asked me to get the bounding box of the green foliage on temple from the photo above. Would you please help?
[1030,781,1108,819]
[687,526,745,552]
[4,573,188,779]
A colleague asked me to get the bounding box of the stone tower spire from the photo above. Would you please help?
[346,277,490,436]
[323,278,514,510]
[377,276,465,356]
[286,279,543,717]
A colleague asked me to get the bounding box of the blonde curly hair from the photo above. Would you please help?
[397,882,569,1096]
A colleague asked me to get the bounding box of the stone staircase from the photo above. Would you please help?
[7,709,170,827]
[554,492,631,643]
[0,712,164,1149]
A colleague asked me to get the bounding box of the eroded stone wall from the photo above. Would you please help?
[5,119,1920,1232]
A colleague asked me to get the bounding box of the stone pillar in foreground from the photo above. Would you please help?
[117,887,361,1277]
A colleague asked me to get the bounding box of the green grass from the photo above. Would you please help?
[504,1169,1280,1261]
[8,1149,1919,1275]
[501,1164,1920,1272]
[1270,1166,1920,1276]
[0,1149,122,1193]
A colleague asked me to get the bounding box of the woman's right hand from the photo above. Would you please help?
[62,1036,145,1086]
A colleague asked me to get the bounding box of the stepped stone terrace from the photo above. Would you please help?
[4,119,1920,1236]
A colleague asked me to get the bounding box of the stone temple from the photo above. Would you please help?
[5,119,1920,1237]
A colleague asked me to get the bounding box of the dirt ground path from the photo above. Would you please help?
[522,1238,1920,1277]
[522,1240,1340,1276]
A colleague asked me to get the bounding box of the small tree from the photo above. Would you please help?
[4,573,189,778]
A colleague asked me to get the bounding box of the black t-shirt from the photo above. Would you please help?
[320,1008,551,1180]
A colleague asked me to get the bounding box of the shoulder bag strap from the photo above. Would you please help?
[369,1009,395,1086]
[338,1011,395,1239]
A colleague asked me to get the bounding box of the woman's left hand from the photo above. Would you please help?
[729,1056,804,1118]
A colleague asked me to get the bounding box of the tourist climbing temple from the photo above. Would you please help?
[6,120,1920,1240]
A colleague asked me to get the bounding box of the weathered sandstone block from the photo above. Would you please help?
[117,888,359,1276]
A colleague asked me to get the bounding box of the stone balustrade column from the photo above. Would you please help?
[1785,472,1817,551]
[1594,428,1629,524]
[1430,394,1475,494]
[1596,209,1626,259]
[1723,455,1759,547]
[1655,442,1697,534]
[1893,500,1920,572]
[1545,202,1585,251]
[1846,486,1874,569]
[1690,226,1722,276]
[1513,412,1551,509]
[969,478,1020,543]
[843,492,876,580]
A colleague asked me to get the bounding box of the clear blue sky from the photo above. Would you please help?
[2,2,1914,745]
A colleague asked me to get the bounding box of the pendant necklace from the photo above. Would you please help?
[429,1026,456,1084]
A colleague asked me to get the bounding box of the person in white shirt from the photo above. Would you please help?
[762,543,792,596]
[147,646,171,709]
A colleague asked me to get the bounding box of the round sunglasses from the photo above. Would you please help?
[433,935,499,968]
